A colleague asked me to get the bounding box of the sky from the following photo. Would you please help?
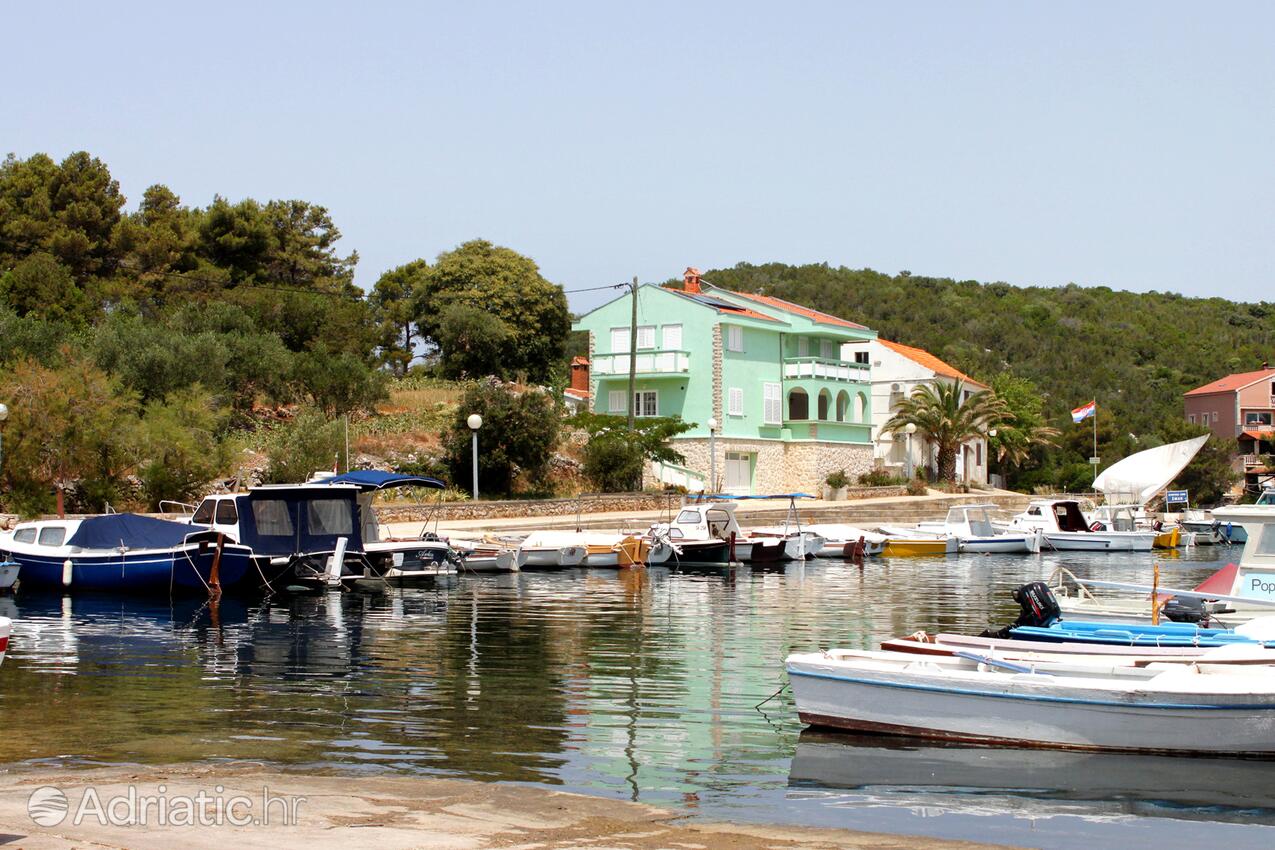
[4,2,1272,314]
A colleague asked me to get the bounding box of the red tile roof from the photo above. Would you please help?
[721,290,867,329]
[665,288,784,323]
[1241,429,1274,442]
[1185,368,1275,397]
[879,339,988,389]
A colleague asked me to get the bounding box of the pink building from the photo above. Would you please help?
[1184,366,1275,482]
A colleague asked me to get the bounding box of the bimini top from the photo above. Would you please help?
[324,470,445,490]
[67,513,198,550]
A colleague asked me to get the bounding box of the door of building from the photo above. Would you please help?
[724,452,752,494]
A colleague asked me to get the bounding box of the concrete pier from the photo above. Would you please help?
[0,766,1016,850]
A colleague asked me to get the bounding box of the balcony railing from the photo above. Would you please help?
[783,357,868,382]
[593,350,690,376]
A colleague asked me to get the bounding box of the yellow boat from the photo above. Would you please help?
[1152,527,1181,550]
[882,537,958,557]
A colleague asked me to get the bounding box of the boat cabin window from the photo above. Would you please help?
[1258,525,1275,557]
[252,499,295,537]
[1026,506,1041,516]
[706,509,732,538]
[214,500,238,525]
[675,510,702,525]
[13,528,35,544]
[1053,503,1089,532]
[37,526,67,546]
[307,499,353,535]
[191,500,215,525]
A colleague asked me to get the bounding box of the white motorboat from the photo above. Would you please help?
[646,502,739,566]
[1050,502,1275,626]
[0,616,9,666]
[450,543,518,573]
[517,529,653,567]
[514,540,588,570]
[914,504,1042,554]
[1010,499,1158,551]
[787,647,1275,755]
[800,524,886,558]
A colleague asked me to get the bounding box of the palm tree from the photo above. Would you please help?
[883,380,1010,483]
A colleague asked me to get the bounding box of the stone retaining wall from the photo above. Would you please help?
[375,485,910,523]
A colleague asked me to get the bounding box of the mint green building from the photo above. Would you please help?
[571,270,878,494]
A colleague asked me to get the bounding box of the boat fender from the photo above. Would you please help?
[62,559,73,587]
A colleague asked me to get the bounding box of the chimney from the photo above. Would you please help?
[570,357,590,393]
[683,267,702,294]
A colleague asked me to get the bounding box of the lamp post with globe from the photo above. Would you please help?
[467,413,483,499]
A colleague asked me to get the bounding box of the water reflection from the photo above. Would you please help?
[789,730,1275,825]
[0,547,1265,848]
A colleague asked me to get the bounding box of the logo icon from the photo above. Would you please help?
[27,786,69,827]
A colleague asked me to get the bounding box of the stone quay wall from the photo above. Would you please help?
[376,483,907,524]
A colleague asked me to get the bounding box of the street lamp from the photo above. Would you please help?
[987,428,997,484]
[0,403,7,491]
[904,422,917,481]
[467,413,483,500]
[707,417,719,494]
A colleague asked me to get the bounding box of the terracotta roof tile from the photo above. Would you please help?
[722,290,867,329]
[879,339,988,388]
[1185,368,1275,397]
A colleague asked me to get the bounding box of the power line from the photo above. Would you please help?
[563,282,630,294]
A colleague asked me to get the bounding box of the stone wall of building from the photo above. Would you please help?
[664,437,874,493]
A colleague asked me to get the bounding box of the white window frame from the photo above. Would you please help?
[635,390,658,417]
[726,325,744,352]
[763,382,781,425]
[662,324,682,351]
[636,325,656,350]
[728,387,743,416]
[1188,413,1196,424]
[854,351,869,364]
[608,390,625,413]
[610,327,630,353]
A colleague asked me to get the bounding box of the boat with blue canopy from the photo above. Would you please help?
[0,513,254,595]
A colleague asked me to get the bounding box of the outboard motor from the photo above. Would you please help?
[1159,596,1218,624]
[981,581,1062,639]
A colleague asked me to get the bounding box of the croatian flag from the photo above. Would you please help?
[1071,400,1096,423]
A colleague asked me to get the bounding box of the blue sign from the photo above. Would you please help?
[1165,490,1189,504]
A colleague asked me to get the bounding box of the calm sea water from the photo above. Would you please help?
[1,546,1271,850]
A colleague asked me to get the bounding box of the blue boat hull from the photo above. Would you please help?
[10,545,255,595]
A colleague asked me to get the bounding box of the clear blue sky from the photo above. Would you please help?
[5,2,1272,314]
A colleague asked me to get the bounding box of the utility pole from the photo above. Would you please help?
[627,275,638,432]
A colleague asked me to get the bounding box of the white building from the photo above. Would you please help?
[841,338,990,484]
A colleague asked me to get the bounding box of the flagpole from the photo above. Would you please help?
[1092,399,1098,484]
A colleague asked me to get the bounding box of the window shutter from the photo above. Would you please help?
[798,337,808,357]
[763,383,781,424]
[727,326,743,352]
[608,390,625,413]
[637,326,656,350]
[610,327,630,353]
[728,387,743,416]
[662,324,682,350]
